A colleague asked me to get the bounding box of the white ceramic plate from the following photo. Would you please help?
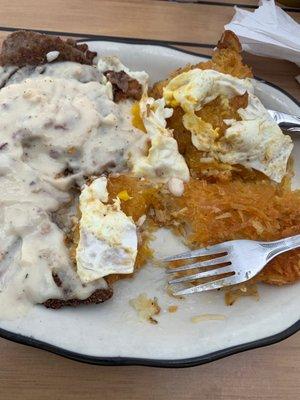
[0,40,299,367]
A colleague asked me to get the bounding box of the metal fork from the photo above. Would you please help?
[164,235,300,296]
[268,109,300,133]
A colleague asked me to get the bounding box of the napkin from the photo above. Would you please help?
[225,0,300,67]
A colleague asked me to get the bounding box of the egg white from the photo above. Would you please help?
[76,177,137,283]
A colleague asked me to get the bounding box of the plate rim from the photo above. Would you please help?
[0,320,299,368]
[0,37,299,368]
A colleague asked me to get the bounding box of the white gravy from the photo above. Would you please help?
[0,61,145,319]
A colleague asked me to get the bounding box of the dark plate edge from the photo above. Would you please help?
[0,320,299,368]
[0,37,299,368]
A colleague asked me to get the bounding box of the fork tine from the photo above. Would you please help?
[172,275,239,296]
[165,254,231,273]
[168,265,234,284]
[162,242,229,262]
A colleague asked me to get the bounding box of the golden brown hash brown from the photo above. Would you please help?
[106,176,155,285]
[106,175,300,286]
[118,30,300,287]
[157,179,300,285]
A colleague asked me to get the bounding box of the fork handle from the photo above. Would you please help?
[263,234,300,262]
[286,127,300,133]
[272,111,300,131]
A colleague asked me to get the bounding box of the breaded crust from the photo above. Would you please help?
[43,287,113,309]
[216,30,242,52]
[0,30,96,67]
[104,70,143,102]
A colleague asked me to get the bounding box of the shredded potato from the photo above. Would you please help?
[129,293,161,324]
[191,314,227,323]
[106,174,300,287]
[158,179,300,285]
[225,284,259,306]
[146,30,300,288]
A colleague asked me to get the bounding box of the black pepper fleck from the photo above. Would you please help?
[0,142,8,150]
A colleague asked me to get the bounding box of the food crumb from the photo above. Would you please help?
[0,142,8,150]
[168,305,178,313]
[166,285,185,300]
[168,177,184,197]
[46,50,60,62]
[191,314,227,323]
[129,293,161,324]
[137,214,146,227]
[67,146,77,155]
[225,284,259,305]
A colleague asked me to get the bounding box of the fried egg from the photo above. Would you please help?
[76,177,137,283]
[164,68,253,113]
[164,69,293,182]
[127,95,190,188]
